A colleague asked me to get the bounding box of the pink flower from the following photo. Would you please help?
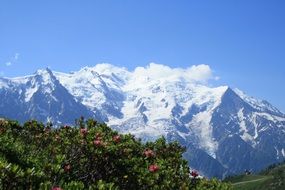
[144,149,155,158]
[190,170,199,178]
[80,128,88,136]
[55,135,61,141]
[44,127,51,133]
[93,139,102,146]
[95,133,102,139]
[64,164,71,172]
[63,125,70,129]
[149,164,159,172]
[113,135,121,143]
[52,187,62,190]
[80,139,87,145]
[0,128,5,134]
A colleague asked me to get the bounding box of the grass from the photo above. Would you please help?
[224,162,285,190]
[232,175,272,190]
[229,174,266,183]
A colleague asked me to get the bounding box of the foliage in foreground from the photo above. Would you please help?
[0,118,232,189]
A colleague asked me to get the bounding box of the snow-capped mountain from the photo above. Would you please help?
[0,68,97,124]
[0,63,284,178]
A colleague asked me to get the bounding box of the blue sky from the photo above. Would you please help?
[1,0,285,111]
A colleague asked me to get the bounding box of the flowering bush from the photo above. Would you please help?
[148,164,159,172]
[191,170,199,178]
[0,118,232,189]
[144,149,155,158]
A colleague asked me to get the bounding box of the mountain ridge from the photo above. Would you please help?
[0,64,284,178]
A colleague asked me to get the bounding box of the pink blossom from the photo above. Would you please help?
[93,139,102,146]
[80,128,88,136]
[64,164,71,172]
[144,149,155,158]
[55,135,60,141]
[52,187,62,190]
[149,164,159,172]
[113,135,121,143]
[190,170,199,178]
[63,125,70,129]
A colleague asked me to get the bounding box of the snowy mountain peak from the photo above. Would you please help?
[35,67,53,75]
[23,67,62,100]
[0,63,284,179]
[33,67,58,84]
[233,88,284,116]
[92,63,129,75]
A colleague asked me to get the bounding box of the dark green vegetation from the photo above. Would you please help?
[0,118,232,189]
[224,161,285,190]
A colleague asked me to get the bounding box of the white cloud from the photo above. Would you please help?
[214,76,220,80]
[132,63,218,84]
[14,53,20,61]
[185,64,214,82]
[4,53,20,67]
[5,62,12,66]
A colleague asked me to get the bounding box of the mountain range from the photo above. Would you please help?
[0,63,284,179]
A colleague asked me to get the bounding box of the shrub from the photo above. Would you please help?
[0,118,232,189]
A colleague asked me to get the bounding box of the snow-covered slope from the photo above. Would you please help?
[0,68,96,124]
[0,63,284,179]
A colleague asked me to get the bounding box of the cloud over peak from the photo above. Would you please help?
[132,63,217,83]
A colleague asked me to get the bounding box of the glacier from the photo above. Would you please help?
[0,63,284,179]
